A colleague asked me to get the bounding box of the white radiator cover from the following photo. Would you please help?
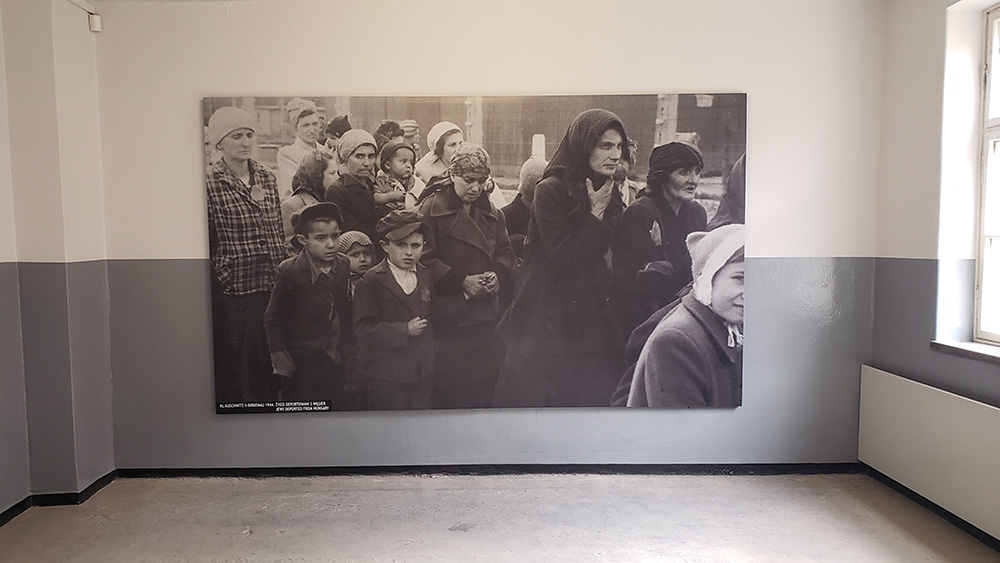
[859,365,1000,540]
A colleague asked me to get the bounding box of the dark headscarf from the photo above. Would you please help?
[646,141,704,190]
[545,109,630,185]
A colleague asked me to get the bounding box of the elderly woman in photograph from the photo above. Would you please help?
[276,97,325,200]
[494,109,629,407]
[626,224,745,408]
[417,143,515,408]
[613,141,708,336]
[206,107,286,402]
[280,149,338,250]
[414,121,463,184]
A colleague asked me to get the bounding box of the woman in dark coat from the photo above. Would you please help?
[494,109,629,407]
[418,144,515,408]
[613,141,708,336]
[626,224,745,408]
[324,129,381,245]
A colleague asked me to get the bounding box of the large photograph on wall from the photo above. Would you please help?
[205,94,746,414]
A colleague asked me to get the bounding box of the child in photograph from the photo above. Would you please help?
[333,231,375,409]
[352,210,435,410]
[626,224,745,408]
[264,202,352,406]
[373,140,425,214]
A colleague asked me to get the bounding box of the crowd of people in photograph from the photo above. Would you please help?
[206,98,745,411]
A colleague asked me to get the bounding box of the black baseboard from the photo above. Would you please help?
[863,465,1000,554]
[32,470,117,507]
[117,462,864,479]
[0,470,117,527]
[0,496,31,529]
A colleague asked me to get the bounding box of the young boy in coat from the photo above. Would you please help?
[264,202,352,407]
[352,210,435,410]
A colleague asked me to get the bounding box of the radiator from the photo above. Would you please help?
[859,365,1000,540]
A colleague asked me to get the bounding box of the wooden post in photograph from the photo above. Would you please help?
[466,96,484,145]
[655,93,678,146]
[532,134,546,160]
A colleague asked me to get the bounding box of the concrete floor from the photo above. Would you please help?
[0,474,996,562]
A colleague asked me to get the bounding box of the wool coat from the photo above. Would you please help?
[494,109,629,407]
[626,294,742,408]
[613,191,707,334]
[418,180,515,327]
[352,259,435,384]
[324,173,380,245]
[264,251,352,360]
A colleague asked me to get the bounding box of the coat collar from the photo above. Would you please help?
[681,293,741,364]
[425,187,497,258]
[292,250,341,283]
[370,259,427,316]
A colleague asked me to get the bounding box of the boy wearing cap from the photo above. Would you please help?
[264,202,352,406]
[373,140,425,214]
[352,210,435,410]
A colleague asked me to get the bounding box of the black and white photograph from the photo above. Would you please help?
[204,94,746,413]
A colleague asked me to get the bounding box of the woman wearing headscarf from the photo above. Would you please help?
[417,144,515,408]
[280,149,338,250]
[414,121,463,184]
[324,129,381,245]
[494,109,629,407]
[626,224,744,408]
[206,107,286,402]
[277,98,325,200]
[613,141,708,336]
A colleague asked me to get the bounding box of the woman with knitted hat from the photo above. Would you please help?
[416,143,515,408]
[414,121,463,184]
[277,98,326,200]
[206,106,286,403]
[626,224,745,408]
[324,129,381,247]
[613,141,708,336]
[494,109,630,407]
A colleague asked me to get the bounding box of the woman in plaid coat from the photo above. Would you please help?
[206,107,286,403]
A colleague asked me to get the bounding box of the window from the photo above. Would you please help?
[977,6,1000,344]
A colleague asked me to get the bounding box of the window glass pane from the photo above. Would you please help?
[982,237,1000,335]
[991,19,1000,120]
[985,139,1000,237]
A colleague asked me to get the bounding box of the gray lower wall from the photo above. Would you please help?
[19,263,78,493]
[0,262,30,513]
[871,257,1000,408]
[66,261,115,490]
[15,262,115,496]
[109,257,873,468]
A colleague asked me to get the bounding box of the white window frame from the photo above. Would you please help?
[976,5,1000,344]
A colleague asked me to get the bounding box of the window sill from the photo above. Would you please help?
[930,340,1000,366]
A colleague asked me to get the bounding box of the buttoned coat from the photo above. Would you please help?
[324,173,380,245]
[264,251,352,360]
[626,294,742,408]
[418,183,515,327]
[352,259,435,384]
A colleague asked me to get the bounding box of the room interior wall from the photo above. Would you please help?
[0,0,114,501]
[870,0,1000,407]
[95,0,882,468]
[0,0,31,514]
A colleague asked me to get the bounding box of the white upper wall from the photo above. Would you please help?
[0,1,17,263]
[877,0,993,260]
[95,0,886,260]
[52,0,108,263]
[2,0,66,263]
